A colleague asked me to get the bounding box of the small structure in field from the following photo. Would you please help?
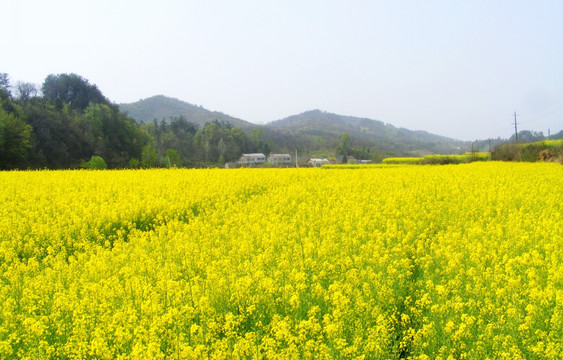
[268,153,292,167]
[239,153,266,166]
[308,158,330,167]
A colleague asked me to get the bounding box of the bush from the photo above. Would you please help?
[381,153,490,165]
[420,155,459,165]
[491,144,519,161]
[81,155,107,170]
[129,157,140,168]
[519,143,545,162]
[491,140,563,162]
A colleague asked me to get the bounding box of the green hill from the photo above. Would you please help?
[265,110,469,156]
[119,95,255,129]
[119,96,470,158]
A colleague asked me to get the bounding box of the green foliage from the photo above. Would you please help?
[129,158,141,168]
[42,73,109,111]
[382,153,490,165]
[1,72,561,170]
[141,144,158,168]
[194,120,255,165]
[267,109,469,156]
[139,117,259,167]
[81,155,107,170]
[491,140,563,163]
[0,106,32,169]
[420,152,490,165]
[491,143,519,161]
[336,132,352,156]
[0,73,11,98]
[11,81,147,169]
[248,125,272,156]
[165,148,180,167]
[333,132,381,163]
[14,82,38,104]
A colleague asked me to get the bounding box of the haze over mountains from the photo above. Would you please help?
[120,95,470,156]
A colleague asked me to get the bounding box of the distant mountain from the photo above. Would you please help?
[119,95,255,129]
[265,110,469,156]
[120,96,469,156]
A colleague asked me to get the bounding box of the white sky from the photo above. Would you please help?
[4,0,563,140]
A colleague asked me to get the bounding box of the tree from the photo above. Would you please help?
[129,158,140,168]
[160,116,198,166]
[165,148,180,167]
[218,137,226,160]
[231,126,250,152]
[169,116,197,135]
[336,132,352,156]
[22,100,86,169]
[15,82,38,104]
[202,139,211,164]
[81,155,107,170]
[249,125,273,156]
[0,73,10,97]
[78,103,148,168]
[0,73,15,113]
[194,121,223,164]
[0,108,32,169]
[141,144,158,167]
[42,73,109,111]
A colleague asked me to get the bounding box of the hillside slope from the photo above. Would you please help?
[119,95,255,129]
[119,97,469,156]
[266,110,468,155]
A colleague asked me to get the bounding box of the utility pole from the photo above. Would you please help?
[548,128,551,140]
[295,149,298,168]
[513,111,519,142]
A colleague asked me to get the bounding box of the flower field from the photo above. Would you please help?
[0,163,561,359]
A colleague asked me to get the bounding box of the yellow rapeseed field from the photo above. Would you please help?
[0,162,561,359]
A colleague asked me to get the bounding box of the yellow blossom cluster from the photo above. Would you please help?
[0,162,561,359]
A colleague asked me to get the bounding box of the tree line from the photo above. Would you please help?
[0,73,277,170]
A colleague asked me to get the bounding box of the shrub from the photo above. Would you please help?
[129,157,140,168]
[492,140,563,162]
[420,153,490,165]
[382,153,490,165]
[491,144,519,161]
[81,155,107,170]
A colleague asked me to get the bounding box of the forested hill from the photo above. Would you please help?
[266,110,468,156]
[119,96,469,156]
[0,73,148,170]
[119,95,255,129]
[3,71,561,170]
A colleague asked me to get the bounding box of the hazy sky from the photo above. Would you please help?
[5,0,563,140]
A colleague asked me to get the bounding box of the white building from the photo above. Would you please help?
[239,153,266,166]
[308,158,330,167]
[268,153,292,166]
